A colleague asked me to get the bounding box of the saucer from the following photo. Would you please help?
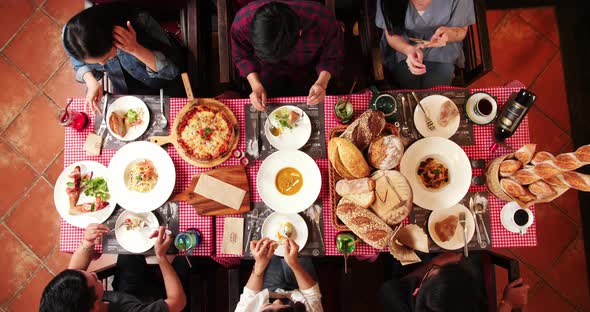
[500,201,534,234]
[465,92,498,125]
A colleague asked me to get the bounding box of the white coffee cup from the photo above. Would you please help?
[501,202,534,234]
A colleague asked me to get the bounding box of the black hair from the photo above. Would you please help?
[250,2,300,63]
[381,0,410,34]
[40,269,98,312]
[415,261,484,312]
[63,4,133,60]
[262,301,307,312]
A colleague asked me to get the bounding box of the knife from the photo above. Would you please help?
[406,93,419,140]
[166,203,172,230]
[255,111,261,157]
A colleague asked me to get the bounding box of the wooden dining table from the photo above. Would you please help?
[59,80,537,262]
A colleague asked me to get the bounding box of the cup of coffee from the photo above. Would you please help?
[466,92,498,125]
[501,202,534,234]
[475,98,494,117]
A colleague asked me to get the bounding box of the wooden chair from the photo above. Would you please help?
[359,0,493,88]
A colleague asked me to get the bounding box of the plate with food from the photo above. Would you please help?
[413,95,460,138]
[108,141,176,213]
[264,106,311,150]
[400,137,471,210]
[257,150,322,213]
[115,210,159,253]
[261,212,308,257]
[427,204,475,250]
[107,96,150,141]
[53,161,116,228]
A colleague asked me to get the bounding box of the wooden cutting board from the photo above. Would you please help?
[172,165,251,215]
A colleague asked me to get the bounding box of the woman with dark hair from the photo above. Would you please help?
[376,0,475,89]
[63,4,184,113]
[379,253,530,312]
[235,238,323,312]
[231,0,344,111]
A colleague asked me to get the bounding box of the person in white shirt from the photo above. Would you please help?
[235,237,323,312]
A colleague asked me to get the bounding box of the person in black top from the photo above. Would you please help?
[40,224,187,312]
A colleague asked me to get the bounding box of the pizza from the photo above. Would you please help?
[177,105,235,161]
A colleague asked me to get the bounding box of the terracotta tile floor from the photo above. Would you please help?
[0,3,586,311]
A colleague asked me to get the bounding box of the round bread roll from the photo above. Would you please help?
[368,135,404,170]
[328,137,370,179]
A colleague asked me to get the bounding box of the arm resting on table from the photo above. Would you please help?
[159,256,187,312]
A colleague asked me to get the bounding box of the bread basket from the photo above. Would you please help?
[328,123,399,231]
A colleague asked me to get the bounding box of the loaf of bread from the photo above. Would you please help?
[335,178,375,196]
[499,160,522,177]
[368,135,404,170]
[528,180,557,199]
[514,144,536,164]
[543,172,590,192]
[340,110,386,150]
[514,166,540,185]
[336,198,393,249]
[370,170,412,226]
[574,144,590,162]
[342,192,375,208]
[109,112,127,137]
[500,178,536,204]
[395,224,428,253]
[328,137,370,179]
[531,151,554,165]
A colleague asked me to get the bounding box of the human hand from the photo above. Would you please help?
[421,26,449,48]
[502,278,530,308]
[85,78,103,115]
[113,21,140,55]
[150,226,173,261]
[83,223,109,247]
[249,83,267,111]
[251,238,276,275]
[307,83,325,105]
[283,239,300,269]
[405,46,426,75]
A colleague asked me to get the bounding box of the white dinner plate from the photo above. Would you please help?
[400,137,472,210]
[428,204,475,250]
[108,141,175,213]
[257,150,322,213]
[413,95,460,138]
[115,210,159,253]
[261,212,308,257]
[53,161,117,228]
[106,96,150,141]
[264,106,312,150]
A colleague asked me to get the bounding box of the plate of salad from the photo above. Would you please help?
[106,96,150,141]
[264,105,311,150]
[53,161,117,228]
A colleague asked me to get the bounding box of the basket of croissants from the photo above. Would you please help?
[486,143,590,207]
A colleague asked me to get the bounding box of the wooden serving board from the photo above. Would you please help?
[172,165,251,215]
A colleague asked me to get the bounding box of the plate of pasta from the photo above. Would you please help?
[109,141,175,213]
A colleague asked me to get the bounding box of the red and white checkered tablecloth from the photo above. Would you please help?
[60,98,214,256]
[214,81,536,260]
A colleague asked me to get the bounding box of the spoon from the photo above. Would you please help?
[474,203,490,245]
[399,96,412,138]
[265,110,280,136]
[281,222,294,238]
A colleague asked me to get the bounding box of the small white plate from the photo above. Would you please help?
[400,137,472,210]
[115,210,159,253]
[501,201,534,234]
[261,212,308,257]
[428,204,475,250]
[108,141,175,213]
[264,106,312,150]
[257,150,321,213]
[413,95,460,139]
[106,96,150,141]
[53,161,116,228]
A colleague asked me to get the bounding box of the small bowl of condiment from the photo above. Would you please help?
[465,92,498,125]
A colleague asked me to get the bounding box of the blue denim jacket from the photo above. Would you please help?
[63,11,182,93]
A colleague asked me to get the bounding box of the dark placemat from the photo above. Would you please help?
[243,201,325,257]
[409,192,491,253]
[392,90,474,146]
[93,94,170,150]
[101,202,179,255]
[244,103,326,160]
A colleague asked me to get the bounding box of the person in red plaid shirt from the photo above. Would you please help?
[231,0,344,111]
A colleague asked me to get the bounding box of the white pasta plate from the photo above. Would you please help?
[109,141,175,213]
[53,161,117,228]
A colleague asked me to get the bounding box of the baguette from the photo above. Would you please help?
[528,180,557,199]
[531,151,554,165]
[514,144,536,164]
[336,198,393,249]
[500,178,536,204]
[335,178,375,196]
[544,172,590,192]
[499,160,522,177]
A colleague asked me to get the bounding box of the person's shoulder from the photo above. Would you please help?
[234,0,271,22]
[290,0,335,18]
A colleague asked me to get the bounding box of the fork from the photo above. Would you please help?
[412,92,435,131]
[98,92,108,136]
[459,212,468,257]
[158,89,168,129]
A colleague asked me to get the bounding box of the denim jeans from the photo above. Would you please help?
[262,256,318,291]
[387,60,455,89]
